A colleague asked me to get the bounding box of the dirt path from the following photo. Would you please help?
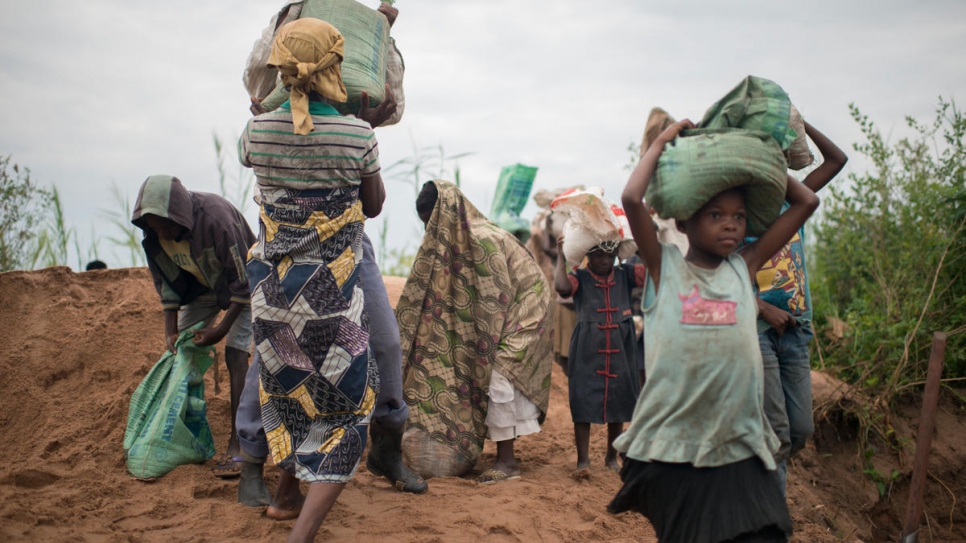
[0,267,961,542]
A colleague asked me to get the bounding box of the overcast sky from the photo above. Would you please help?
[2,0,965,269]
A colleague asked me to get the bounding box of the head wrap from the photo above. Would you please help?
[268,18,347,135]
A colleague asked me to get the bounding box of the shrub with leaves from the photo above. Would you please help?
[810,98,966,404]
[0,155,52,272]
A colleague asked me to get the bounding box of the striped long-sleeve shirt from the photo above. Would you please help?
[239,101,380,191]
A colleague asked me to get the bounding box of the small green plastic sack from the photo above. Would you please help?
[124,325,216,480]
[646,128,788,236]
[699,76,799,152]
[490,163,538,235]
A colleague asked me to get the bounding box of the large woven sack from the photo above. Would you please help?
[401,426,476,479]
[252,0,391,117]
[640,107,676,156]
[699,76,799,153]
[123,326,216,481]
[550,188,637,267]
[786,104,814,170]
[646,128,788,237]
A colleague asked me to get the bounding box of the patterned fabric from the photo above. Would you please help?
[239,101,380,192]
[397,181,553,465]
[247,184,378,484]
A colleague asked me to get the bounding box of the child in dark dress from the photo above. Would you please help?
[554,239,646,477]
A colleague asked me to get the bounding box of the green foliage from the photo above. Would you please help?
[101,182,146,268]
[31,186,74,269]
[0,155,52,272]
[810,98,966,404]
[383,139,472,198]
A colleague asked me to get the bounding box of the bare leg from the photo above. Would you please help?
[267,470,305,520]
[224,346,249,457]
[605,422,623,470]
[286,482,347,543]
[572,423,591,478]
[489,439,520,477]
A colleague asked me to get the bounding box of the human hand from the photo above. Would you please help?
[191,327,224,347]
[357,84,397,128]
[378,3,398,27]
[165,334,179,354]
[656,119,694,145]
[250,97,266,116]
[758,302,797,337]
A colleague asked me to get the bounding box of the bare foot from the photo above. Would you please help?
[571,467,591,481]
[605,457,620,471]
[266,494,304,521]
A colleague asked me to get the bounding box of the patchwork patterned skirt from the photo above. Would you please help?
[247,186,378,483]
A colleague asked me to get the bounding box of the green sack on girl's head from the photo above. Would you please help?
[699,75,799,152]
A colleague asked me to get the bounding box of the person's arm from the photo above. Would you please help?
[801,121,848,193]
[756,297,797,337]
[554,237,574,298]
[164,309,180,353]
[192,302,246,346]
[622,119,694,292]
[361,172,386,218]
[742,175,819,274]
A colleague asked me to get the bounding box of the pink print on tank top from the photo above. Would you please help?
[678,285,737,325]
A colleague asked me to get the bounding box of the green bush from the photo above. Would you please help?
[810,98,966,403]
[0,155,52,272]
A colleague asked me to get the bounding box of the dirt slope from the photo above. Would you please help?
[0,267,962,542]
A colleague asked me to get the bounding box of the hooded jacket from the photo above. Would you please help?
[131,175,255,311]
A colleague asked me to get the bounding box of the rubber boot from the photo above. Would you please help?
[366,423,428,494]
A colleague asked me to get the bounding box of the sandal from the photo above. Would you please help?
[213,454,244,479]
[477,468,521,485]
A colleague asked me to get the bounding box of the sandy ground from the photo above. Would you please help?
[0,267,963,543]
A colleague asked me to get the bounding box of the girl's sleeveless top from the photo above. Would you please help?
[613,243,779,468]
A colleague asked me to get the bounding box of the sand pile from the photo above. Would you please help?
[0,267,962,542]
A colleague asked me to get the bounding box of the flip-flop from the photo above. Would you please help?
[212,454,243,479]
[477,468,521,485]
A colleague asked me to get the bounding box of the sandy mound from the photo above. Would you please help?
[0,267,962,542]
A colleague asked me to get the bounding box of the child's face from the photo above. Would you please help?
[683,189,747,261]
[586,247,617,276]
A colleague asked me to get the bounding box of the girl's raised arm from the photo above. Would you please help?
[742,175,819,274]
[621,119,693,291]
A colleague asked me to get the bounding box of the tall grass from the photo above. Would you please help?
[31,186,74,269]
[101,182,146,268]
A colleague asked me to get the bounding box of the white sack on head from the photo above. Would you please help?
[533,185,585,209]
[550,187,637,268]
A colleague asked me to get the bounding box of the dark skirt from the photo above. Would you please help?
[608,457,792,543]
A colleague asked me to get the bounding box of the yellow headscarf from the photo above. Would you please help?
[268,18,348,135]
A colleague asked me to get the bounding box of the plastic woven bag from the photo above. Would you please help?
[646,128,788,237]
[123,325,216,481]
[252,0,391,116]
[401,426,476,479]
[550,188,637,267]
[490,164,538,235]
[699,76,799,153]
